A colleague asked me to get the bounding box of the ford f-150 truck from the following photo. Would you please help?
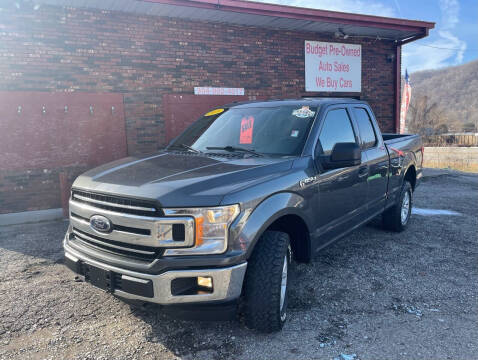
[64,98,423,332]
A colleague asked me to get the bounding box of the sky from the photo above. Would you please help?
[254,0,478,73]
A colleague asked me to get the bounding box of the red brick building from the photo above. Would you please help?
[0,0,433,220]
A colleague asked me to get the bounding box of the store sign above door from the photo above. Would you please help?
[305,41,361,92]
[194,87,245,96]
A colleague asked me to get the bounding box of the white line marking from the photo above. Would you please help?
[412,208,462,216]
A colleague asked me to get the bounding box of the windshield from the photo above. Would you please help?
[168,105,318,156]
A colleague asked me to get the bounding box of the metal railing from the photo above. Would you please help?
[422,134,478,147]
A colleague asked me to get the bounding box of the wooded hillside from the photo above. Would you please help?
[406,60,478,134]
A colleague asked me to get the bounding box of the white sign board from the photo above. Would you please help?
[194,87,245,96]
[305,41,361,92]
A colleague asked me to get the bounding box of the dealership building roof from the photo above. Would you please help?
[34,0,434,44]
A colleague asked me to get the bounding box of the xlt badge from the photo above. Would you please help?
[299,176,318,188]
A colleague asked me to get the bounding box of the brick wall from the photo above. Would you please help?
[0,2,399,213]
[0,166,88,214]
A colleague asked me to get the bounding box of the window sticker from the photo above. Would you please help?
[205,108,224,116]
[239,116,254,144]
[292,106,315,118]
[290,130,299,138]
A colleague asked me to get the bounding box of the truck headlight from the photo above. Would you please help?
[162,204,240,255]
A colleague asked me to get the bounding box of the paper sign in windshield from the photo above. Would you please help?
[240,116,254,144]
[292,106,315,118]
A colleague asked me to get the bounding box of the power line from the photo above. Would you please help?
[412,43,478,52]
[338,33,477,52]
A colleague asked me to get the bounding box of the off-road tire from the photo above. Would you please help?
[382,180,412,232]
[243,230,291,333]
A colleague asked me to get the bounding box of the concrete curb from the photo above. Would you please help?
[0,208,64,226]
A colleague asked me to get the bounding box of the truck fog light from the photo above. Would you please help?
[197,276,213,289]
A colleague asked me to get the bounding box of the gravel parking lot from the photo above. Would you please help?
[1,169,477,360]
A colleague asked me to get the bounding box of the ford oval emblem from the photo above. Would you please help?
[90,215,112,233]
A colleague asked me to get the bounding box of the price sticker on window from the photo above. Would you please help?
[240,116,254,144]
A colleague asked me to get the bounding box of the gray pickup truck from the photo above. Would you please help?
[64,98,423,332]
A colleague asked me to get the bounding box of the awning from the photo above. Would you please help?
[31,0,435,44]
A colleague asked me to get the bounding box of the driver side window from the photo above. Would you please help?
[318,108,356,155]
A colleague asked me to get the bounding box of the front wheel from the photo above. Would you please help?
[382,180,413,232]
[242,231,291,332]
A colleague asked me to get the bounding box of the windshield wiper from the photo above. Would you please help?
[169,144,202,153]
[206,146,263,157]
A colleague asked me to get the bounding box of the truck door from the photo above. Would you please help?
[315,107,368,245]
[351,106,389,216]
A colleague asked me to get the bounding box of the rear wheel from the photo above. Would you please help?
[382,180,412,232]
[243,231,291,332]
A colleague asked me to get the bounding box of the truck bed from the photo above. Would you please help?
[382,133,420,145]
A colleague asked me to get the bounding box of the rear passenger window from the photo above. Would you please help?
[354,108,377,149]
[318,109,356,155]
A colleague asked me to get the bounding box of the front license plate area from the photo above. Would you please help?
[83,263,112,292]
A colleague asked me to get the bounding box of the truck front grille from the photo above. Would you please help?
[70,227,162,261]
[67,190,195,263]
[70,212,151,236]
[71,190,162,217]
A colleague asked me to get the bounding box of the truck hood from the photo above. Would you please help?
[72,151,295,207]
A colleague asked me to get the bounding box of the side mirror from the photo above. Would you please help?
[320,142,361,169]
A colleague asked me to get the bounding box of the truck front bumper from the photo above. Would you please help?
[64,242,247,305]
